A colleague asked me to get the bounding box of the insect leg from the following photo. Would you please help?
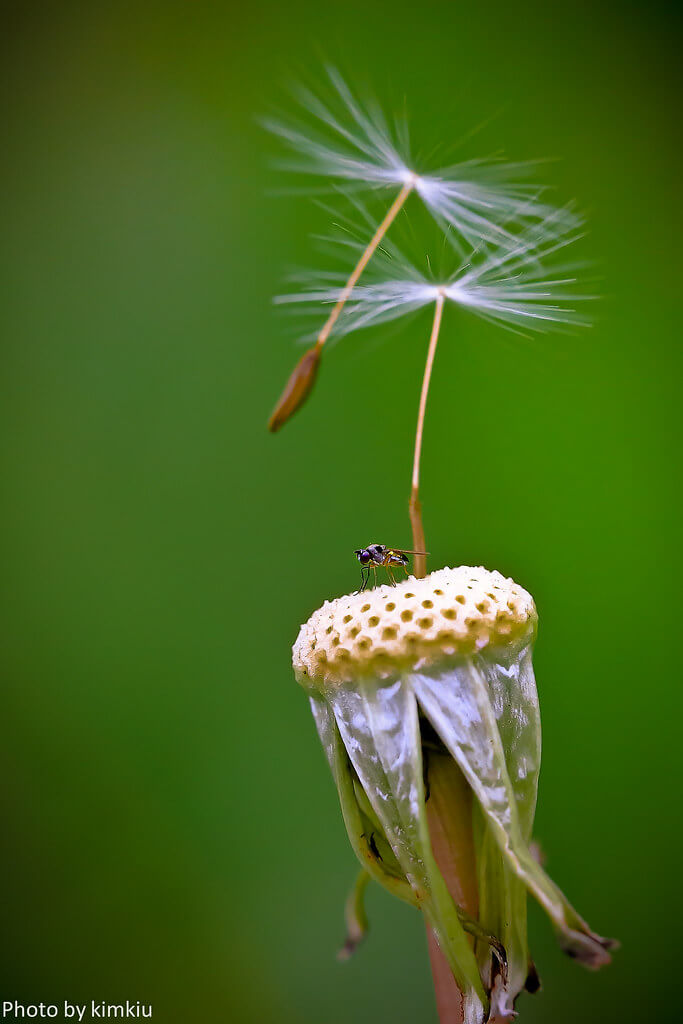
[359,567,368,593]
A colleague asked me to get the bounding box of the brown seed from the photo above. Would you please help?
[268,345,321,432]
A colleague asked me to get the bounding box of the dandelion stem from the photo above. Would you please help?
[315,178,414,350]
[425,751,479,1024]
[410,294,445,578]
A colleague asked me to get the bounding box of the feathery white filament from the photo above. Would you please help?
[267,68,581,249]
[276,214,591,335]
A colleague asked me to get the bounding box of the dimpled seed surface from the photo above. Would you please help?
[293,565,537,688]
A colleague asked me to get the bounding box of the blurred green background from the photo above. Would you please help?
[1,2,681,1021]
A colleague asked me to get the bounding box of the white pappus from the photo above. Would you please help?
[265,66,581,251]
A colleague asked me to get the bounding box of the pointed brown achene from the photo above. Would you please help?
[268,344,321,432]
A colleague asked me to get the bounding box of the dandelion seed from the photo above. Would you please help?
[277,215,591,558]
[266,68,581,429]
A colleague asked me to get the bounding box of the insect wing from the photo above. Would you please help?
[387,548,430,556]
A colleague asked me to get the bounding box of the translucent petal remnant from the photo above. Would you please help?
[294,566,615,1019]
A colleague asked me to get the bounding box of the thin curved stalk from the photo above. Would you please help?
[409,294,445,577]
[316,179,414,348]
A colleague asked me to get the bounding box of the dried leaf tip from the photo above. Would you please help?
[268,345,321,432]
